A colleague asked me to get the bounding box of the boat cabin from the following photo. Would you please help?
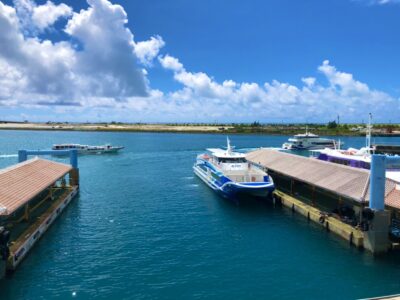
[53,144,87,150]
[206,148,247,168]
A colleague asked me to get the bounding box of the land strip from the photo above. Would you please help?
[1,121,400,136]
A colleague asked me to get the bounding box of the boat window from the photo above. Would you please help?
[219,158,246,163]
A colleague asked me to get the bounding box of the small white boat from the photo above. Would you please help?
[193,138,274,201]
[52,144,124,154]
[282,128,342,150]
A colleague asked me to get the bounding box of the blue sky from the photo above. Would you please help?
[0,0,399,123]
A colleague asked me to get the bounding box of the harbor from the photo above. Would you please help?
[1,131,400,299]
[2,0,400,297]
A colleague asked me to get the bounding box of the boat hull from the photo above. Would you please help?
[52,147,124,155]
[283,143,336,150]
[193,164,274,201]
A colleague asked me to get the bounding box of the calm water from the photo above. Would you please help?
[1,131,400,300]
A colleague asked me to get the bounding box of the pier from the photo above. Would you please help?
[246,149,400,254]
[0,150,79,279]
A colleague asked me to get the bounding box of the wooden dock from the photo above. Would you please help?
[0,156,79,278]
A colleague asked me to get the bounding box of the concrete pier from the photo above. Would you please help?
[274,190,364,247]
[246,149,400,254]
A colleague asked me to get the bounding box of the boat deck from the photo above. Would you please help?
[223,167,267,183]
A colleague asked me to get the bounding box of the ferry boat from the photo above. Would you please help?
[282,130,341,150]
[52,144,124,154]
[312,114,400,182]
[193,138,274,200]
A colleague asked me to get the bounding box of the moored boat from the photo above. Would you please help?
[193,138,274,201]
[52,144,124,154]
[282,129,342,150]
[312,114,400,182]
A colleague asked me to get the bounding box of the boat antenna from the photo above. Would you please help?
[366,113,372,154]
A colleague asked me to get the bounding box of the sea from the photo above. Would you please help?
[1,130,400,300]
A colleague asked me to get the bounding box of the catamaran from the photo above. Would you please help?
[52,144,124,154]
[282,128,342,150]
[193,138,274,200]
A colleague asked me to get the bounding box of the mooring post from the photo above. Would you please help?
[18,150,28,163]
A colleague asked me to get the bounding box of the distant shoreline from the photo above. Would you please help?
[1,122,400,137]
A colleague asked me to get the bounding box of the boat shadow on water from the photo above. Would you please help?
[218,192,278,210]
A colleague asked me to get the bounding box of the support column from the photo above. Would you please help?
[369,155,386,211]
[70,150,78,169]
[364,155,390,254]
[24,204,30,221]
[0,227,8,280]
[69,169,80,186]
[290,179,294,195]
[312,186,316,206]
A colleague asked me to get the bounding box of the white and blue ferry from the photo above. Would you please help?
[193,138,274,200]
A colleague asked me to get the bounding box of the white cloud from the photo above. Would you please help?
[13,0,72,33]
[0,0,398,122]
[32,1,72,31]
[0,0,165,106]
[135,35,165,65]
[318,60,369,95]
[158,54,184,72]
[301,77,316,87]
[157,55,399,122]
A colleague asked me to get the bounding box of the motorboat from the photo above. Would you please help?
[52,144,124,154]
[282,129,341,150]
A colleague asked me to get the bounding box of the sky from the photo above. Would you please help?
[0,0,399,123]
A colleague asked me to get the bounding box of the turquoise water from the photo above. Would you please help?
[1,131,400,299]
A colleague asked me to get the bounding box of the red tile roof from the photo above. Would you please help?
[0,158,72,216]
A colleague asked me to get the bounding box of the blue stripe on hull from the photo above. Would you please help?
[193,163,274,201]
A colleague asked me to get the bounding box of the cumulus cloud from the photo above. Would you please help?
[158,54,184,72]
[0,0,399,122]
[0,0,165,106]
[13,0,72,33]
[32,1,72,31]
[157,54,399,122]
[135,35,165,65]
[301,77,316,87]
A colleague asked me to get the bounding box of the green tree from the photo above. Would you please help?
[327,120,337,129]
